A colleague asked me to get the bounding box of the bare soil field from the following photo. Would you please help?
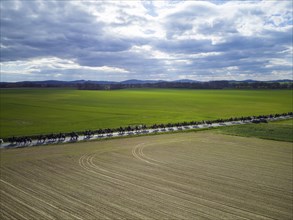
[0,132,292,219]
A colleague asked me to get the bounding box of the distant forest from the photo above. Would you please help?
[77,81,292,90]
[1,80,292,90]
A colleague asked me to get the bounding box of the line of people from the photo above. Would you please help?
[2,112,292,147]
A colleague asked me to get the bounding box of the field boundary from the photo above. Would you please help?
[1,114,292,149]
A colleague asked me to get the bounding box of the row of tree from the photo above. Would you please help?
[1,81,292,89]
[78,81,293,90]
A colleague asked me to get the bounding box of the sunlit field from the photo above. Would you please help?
[218,119,293,142]
[0,88,292,138]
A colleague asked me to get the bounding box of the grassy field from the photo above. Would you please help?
[216,119,293,142]
[0,88,292,138]
[0,132,292,219]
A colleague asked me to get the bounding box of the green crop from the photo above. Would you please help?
[217,119,293,142]
[0,88,292,138]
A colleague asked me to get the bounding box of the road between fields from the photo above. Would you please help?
[1,115,291,149]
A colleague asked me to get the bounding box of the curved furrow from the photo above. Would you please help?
[129,141,293,201]
[91,153,289,219]
[137,145,293,216]
[132,141,186,165]
[80,152,221,219]
[81,152,277,220]
[159,152,293,194]
[132,143,159,165]
[139,143,165,164]
[80,153,162,219]
[77,157,183,219]
[129,142,288,220]
[135,141,293,195]
[94,154,292,212]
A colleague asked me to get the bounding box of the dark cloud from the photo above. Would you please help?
[1,0,292,81]
[154,39,214,54]
[0,0,133,62]
[196,19,238,35]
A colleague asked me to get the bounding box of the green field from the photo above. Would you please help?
[1,132,292,219]
[0,88,292,138]
[217,119,293,142]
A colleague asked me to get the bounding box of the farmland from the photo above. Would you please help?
[0,88,292,138]
[0,131,292,219]
[217,119,293,142]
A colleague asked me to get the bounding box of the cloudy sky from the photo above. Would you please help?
[1,0,292,82]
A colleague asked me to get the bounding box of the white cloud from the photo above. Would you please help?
[226,66,239,71]
[265,58,292,68]
[1,57,129,77]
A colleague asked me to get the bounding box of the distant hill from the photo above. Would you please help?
[120,79,165,84]
[173,79,199,83]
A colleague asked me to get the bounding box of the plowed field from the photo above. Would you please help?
[1,132,292,219]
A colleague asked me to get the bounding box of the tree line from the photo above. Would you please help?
[1,81,292,89]
[78,81,292,90]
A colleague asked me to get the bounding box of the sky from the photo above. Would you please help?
[0,0,292,82]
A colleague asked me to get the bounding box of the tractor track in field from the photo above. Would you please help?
[77,143,282,220]
[132,142,167,165]
[79,152,223,219]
